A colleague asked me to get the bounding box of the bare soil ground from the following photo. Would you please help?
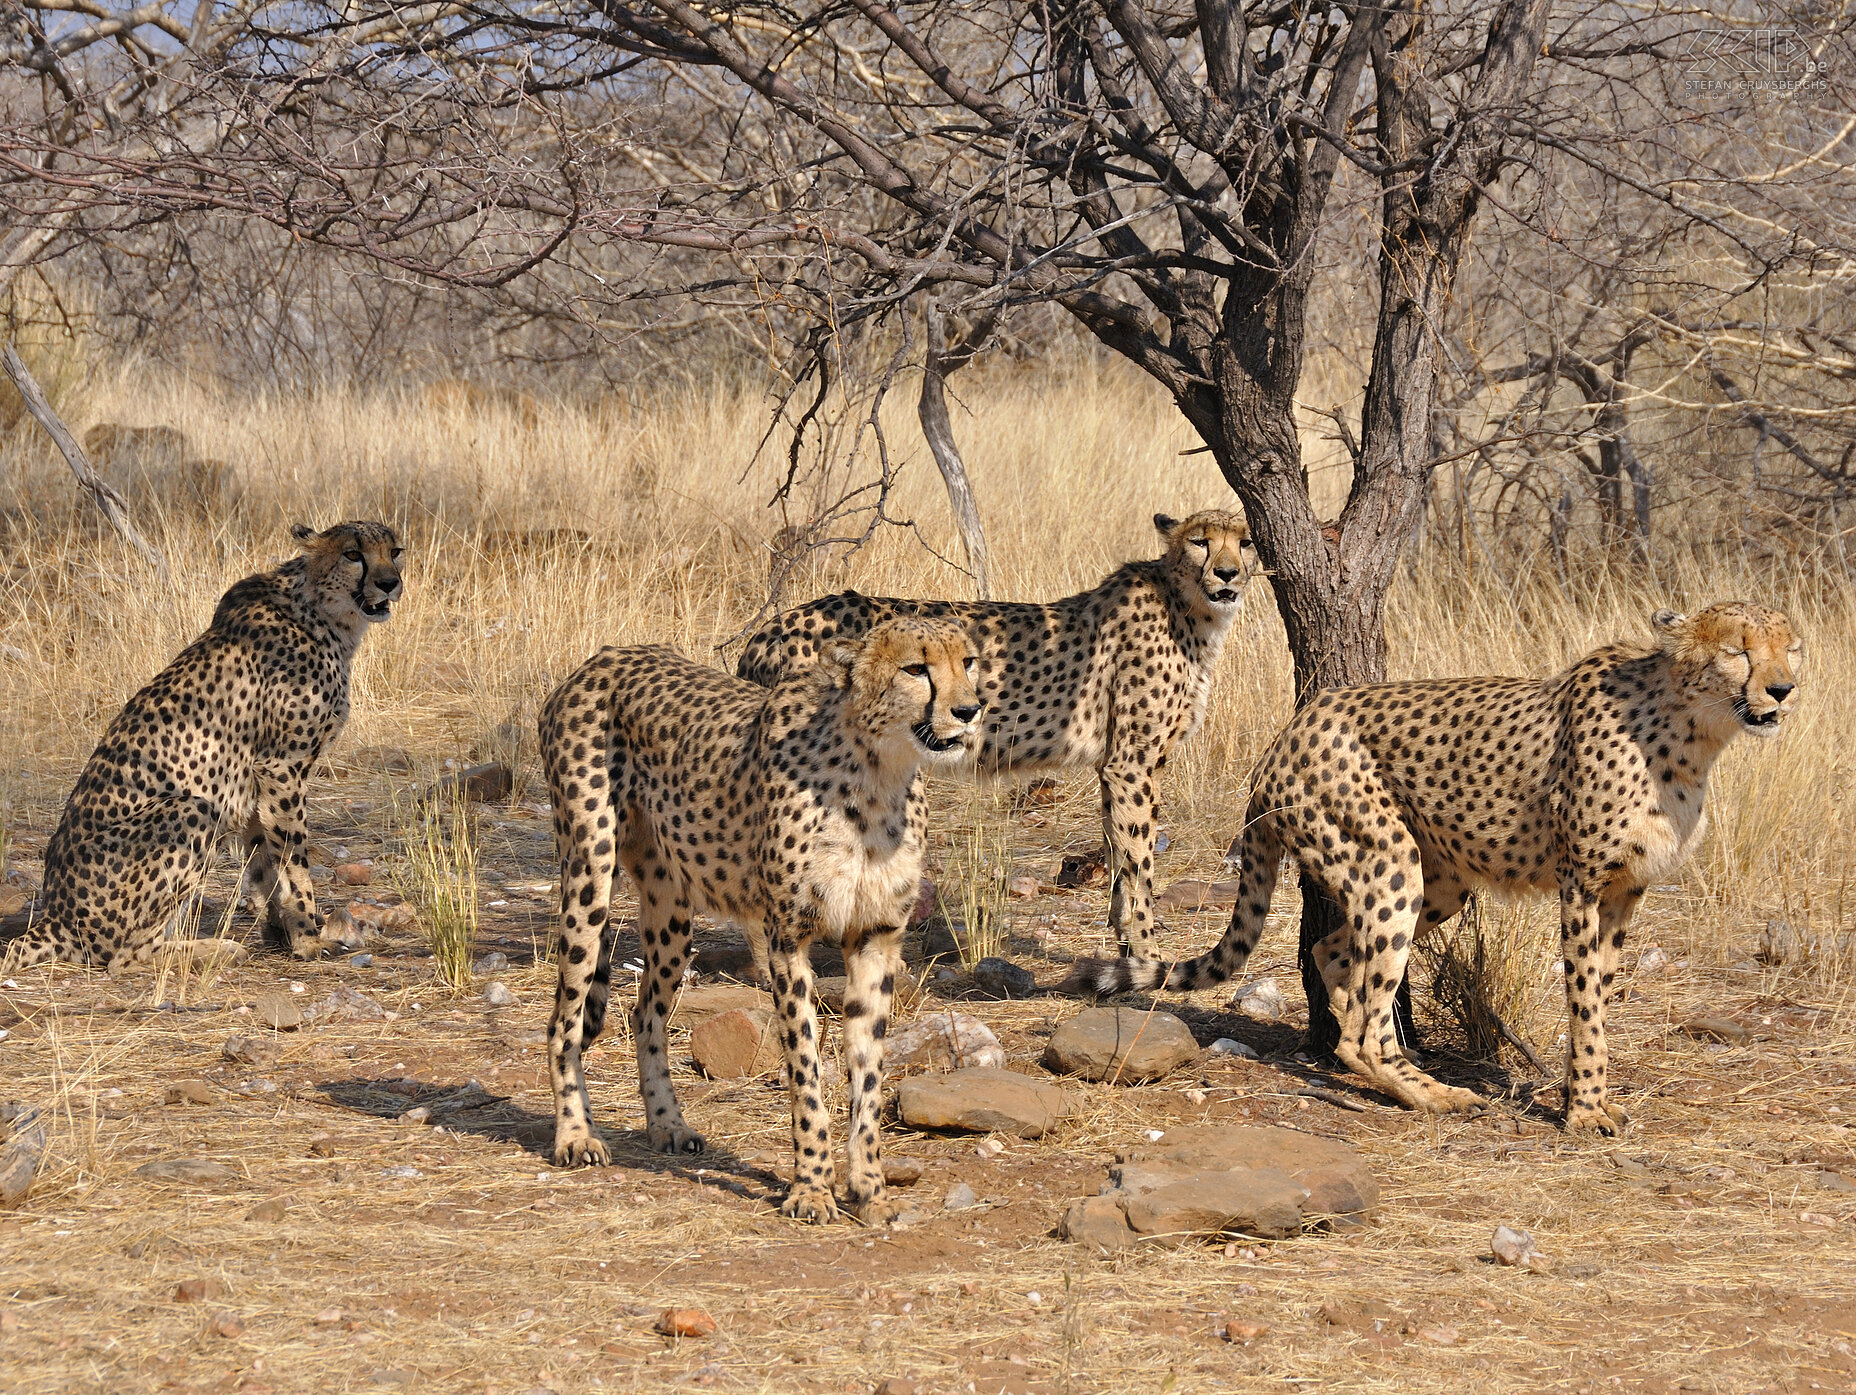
[4,768,1854,1395]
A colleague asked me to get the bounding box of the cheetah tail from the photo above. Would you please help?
[0,913,60,972]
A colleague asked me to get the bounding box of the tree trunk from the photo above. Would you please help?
[918,301,996,600]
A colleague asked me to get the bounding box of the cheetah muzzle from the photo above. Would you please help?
[1068,601,1802,1135]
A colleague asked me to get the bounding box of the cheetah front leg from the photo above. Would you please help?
[840,926,905,1226]
[249,764,323,958]
[1558,882,1637,1135]
[1099,756,1162,957]
[768,925,838,1224]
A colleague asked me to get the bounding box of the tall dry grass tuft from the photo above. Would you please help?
[0,348,1849,1008]
[388,787,481,993]
[937,778,1015,969]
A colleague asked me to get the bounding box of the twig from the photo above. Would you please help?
[1,343,166,576]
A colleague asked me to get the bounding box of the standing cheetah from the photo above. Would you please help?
[737,510,1256,964]
[1069,603,1801,1133]
[539,617,982,1224]
[3,523,404,971]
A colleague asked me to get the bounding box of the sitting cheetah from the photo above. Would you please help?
[539,617,982,1224]
[1069,603,1801,1134]
[3,523,404,971]
[736,510,1256,964]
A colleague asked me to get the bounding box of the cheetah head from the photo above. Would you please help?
[1155,509,1256,613]
[836,617,983,764]
[1653,602,1801,739]
[292,521,405,627]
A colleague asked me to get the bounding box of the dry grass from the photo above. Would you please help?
[1,352,1854,1393]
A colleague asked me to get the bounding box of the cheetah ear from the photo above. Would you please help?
[1153,513,1179,538]
[1651,609,1689,644]
[290,524,320,548]
[824,640,862,675]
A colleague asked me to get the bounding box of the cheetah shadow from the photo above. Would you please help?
[313,1076,787,1199]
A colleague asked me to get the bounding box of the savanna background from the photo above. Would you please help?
[3,1,1855,1391]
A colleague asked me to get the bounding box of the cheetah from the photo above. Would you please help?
[539,617,982,1224]
[736,510,1256,965]
[3,523,404,971]
[1069,603,1801,1134]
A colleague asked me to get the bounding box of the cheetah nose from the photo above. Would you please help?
[1213,566,1240,583]
[1766,682,1794,702]
[379,576,402,597]
[951,702,981,724]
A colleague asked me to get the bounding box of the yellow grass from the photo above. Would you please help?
[2,351,1853,1393]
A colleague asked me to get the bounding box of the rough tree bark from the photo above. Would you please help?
[917,301,999,600]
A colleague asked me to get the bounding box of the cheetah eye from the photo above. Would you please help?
[963,657,977,671]
[344,550,363,562]
[390,548,404,560]
[1189,538,1209,550]
[1239,537,1255,550]
[902,663,929,678]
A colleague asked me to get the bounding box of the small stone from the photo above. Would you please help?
[1053,847,1108,889]
[314,1307,343,1325]
[885,1012,1004,1072]
[1819,1171,1856,1193]
[0,1108,48,1210]
[370,1369,413,1386]
[1115,1123,1379,1219]
[1636,945,1670,975]
[332,863,373,886]
[0,1309,17,1333]
[307,986,388,1023]
[898,1067,1074,1138]
[883,1158,925,1187]
[1209,1038,1259,1060]
[1230,979,1286,1021]
[1059,1195,1137,1251]
[1116,1166,1307,1240]
[942,1182,980,1211]
[245,1196,290,1223]
[398,1107,432,1125]
[1224,1319,1269,1343]
[911,878,938,926]
[972,957,1036,998]
[1679,1016,1751,1046]
[350,953,375,968]
[475,951,510,974]
[173,1278,226,1303]
[1043,1006,1200,1083]
[380,1165,422,1180]
[251,992,304,1031]
[208,1310,246,1338]
[655,1308,716,1338]
[1800,1210,1838,1228]
[136,1158,239,1185]
[668,984,773,1028]
[690,1008,778,1078]
[1007,875,1041,900]
[1491,1224,1544,1267]
[321,907,366,949]
[164,1080,215,1106]
[307,1135,337,1158]
[483,982,520,1008]
[1417,1323,1460,1346]
[1017,778,1061,810]
[420,761,513,805]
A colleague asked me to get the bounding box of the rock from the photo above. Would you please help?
[173,1278,226,1303]
[1417,1323,1461,1346]
[307,1135,337,1158]
[1059,1195,1137,1252]
[1491,1224,1548,1270]
[251,992,304,1031]
[1819,1171,1856,1193]
[942,1181,980,1211]
[222,1035,277,1068]
[208,1311,246,1338]
[914,915,962,963]
[1042,1006,1200,1083]
[332,863,373,886]
[136,1158,239,1185]
[668,983,772,1028]
[1680,1016,1751,1046]
[1155,880,1244,912]
[245,1196,290,1223]
[350,953,375,968]
[883,1158,925,1187]
[655,1308,716,1338]
[1224,1319,1269,1343]
[475,951,510,974]
[1054,847,1108,889]
[885,1012,1005,1072]
[398,1107,432,1125]
[422,761,513,806]
[1230,978,1286,1021]
[1116,1123,1380,1218]
[690,1008,778,1078]
[321,907,366,950]
[1116,1166,1307,1240]
[897,1067,1074,1139]
[0,1105,47,1210]
[1016,777,1061,810]
[164,1080,216,1106]
[1209,1038,1259,1060]
[314,1308,343,1325]
[972,957,1036,999]
[1636,945,1670,975]
[1007,875,1042,899]
[911,878,938,926]
[483,981,520,1008]
[305,986,388,1023]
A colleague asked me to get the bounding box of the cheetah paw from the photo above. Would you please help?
[1564,1101,1630,1136]
[647,1122,706,1155]
[850,1192,906,1227]
[1432,1085,1489,1115]
[781,1184,841,1225]
[551,1133,611,1168]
